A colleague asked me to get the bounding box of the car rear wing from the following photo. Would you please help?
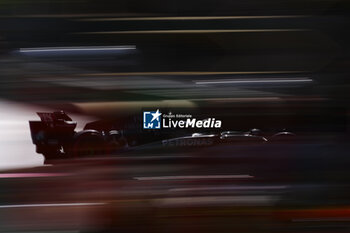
[37,112,56,123]
[36,111,73,126]
[29,111,77,144]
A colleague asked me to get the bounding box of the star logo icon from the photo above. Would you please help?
[151,109,161,122]
[143,109,162,129]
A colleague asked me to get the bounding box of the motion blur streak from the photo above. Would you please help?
[169,185,288,192]
[154,195,276,207]
[79,15,309,21]
[0,173,71,178]
[82,71,305,76]
[0,100,93,170]
[0,202,103,209]
[19,46,136,53]
[0,0,350,232]
[134,174,254,180]
[195,78,313,85]
[82,28,308,34]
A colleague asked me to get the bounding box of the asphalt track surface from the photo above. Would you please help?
[1,100,350,232]
[0,136,349,232]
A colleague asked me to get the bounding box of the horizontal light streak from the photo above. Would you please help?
[0,173,70,178]
[1,14,308,20]
[195,77,313,85]
[155,195,274,206]
[0,202,103,209]
[81,71,305,76]
[134,174,253,181]
[81,29,308,35]
[169,185,288,192]
[292,218,350,222]
[19,45,136,53]
[79,15,308,21]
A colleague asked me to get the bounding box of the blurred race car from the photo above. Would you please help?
[29,111,295,160]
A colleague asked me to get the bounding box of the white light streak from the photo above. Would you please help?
[134,174,253,181]
[19,45,136,53]
[195,78,313,85]
[0,202,104,209]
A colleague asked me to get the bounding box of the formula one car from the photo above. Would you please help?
[29,111,295,160]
